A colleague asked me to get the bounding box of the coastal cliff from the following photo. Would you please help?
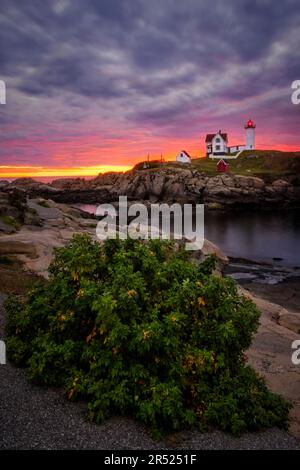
[0,195,299,439]
[2,165,300,209]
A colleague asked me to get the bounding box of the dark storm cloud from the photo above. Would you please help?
[18,55,127,99]
[1,1,299,90]
[0,0,299,144]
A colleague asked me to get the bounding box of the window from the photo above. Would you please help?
[215,145,220,151]
[215,137,220,143]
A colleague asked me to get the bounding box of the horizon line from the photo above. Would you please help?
[1,148,300,179]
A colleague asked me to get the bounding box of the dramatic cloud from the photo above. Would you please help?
[0,0,300,174]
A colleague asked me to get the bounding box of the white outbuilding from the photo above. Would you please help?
[176,150,192,163]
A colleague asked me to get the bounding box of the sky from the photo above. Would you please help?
[0,0,300,177]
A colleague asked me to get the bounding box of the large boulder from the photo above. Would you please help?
[163,179,185,200]
[0,239,37,257]
[278,312,300,334]
[189,238,229,275]
[149,174,166,197]
[272,179,290,193]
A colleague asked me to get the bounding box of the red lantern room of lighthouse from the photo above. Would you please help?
[244,118,256,150]
[245,119,256,129]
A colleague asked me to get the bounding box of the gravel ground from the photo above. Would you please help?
[0,292,299,450]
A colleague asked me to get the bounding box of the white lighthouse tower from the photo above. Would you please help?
[245,118,256,150]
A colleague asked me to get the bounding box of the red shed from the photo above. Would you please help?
[217,159,229,173]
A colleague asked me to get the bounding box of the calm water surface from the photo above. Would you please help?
[204,210,300,267]
[78,204,300,282]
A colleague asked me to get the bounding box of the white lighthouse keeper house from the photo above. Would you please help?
[245,119,256,150]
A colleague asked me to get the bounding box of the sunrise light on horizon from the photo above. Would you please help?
[0,164,133,179]
[0,1,300,178]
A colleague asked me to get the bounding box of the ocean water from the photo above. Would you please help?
[0,176,94,184]
[204,210,300,267]
[77,204,300,284]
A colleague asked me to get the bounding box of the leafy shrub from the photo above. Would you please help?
[5,235,290,436]
[0,255,13,265]
[7,188,27,210]
[0,214,20,229]
[7,188,27,222]
[37,199,50,208]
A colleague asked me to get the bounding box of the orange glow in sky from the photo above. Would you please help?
[1,135,299,179]
[0,164,134,178]
[2,2,300,181]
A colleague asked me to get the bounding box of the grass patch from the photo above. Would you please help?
[37,200,50,208]
[27,207,38,215]
[0,214,21,229]
[191,150,300,178]
[134,150,300,180]
[0,255,13,265]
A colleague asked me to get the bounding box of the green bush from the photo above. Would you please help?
[0,255,13,265]
[37,199,50,208]
[7,188,27,223]
[0,214,20,229]
[5,234,290,436]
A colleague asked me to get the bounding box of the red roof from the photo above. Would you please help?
[181,150,192,158]
[217,159,229,166]
[217,159,229,172]
[205,133,228,143]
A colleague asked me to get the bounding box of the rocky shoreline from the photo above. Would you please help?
[0,193,97,277]
[0,189,299,445]
[0,288,298,450]
[0,192,228,277]
[1,166,300,209]
[1,237,299,447]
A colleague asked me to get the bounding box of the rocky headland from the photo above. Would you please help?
[0,167,300,442]
[1,165,300,209]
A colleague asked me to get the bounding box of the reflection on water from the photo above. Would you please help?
[204,210,300,267]
[77,204,300,268]
[77,204,99,215]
